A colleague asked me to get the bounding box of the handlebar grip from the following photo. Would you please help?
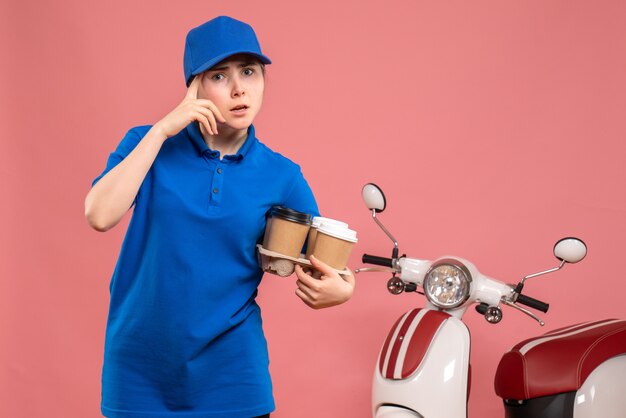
[516,294,550,313]
[362,254,393,267]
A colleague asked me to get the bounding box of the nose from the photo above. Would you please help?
[231,76,245,98]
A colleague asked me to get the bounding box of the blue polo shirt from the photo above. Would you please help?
[92,122,319,418]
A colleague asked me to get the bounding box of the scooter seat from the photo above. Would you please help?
[494,319,626,400]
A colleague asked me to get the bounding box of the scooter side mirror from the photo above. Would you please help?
[554,237,587,264]
[361,183,399,259]
[519,237,587,288]
[362,183,386,213]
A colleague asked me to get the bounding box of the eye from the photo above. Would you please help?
[211,73,225,81]
[242,68,255,76]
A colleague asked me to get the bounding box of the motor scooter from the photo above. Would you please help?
[356,183,626,418]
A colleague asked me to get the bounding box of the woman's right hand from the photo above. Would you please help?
[153,74,226,140]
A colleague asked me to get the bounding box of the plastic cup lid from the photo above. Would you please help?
[312,216,349,229]
[269,206,312,224]
[317,222,358,243]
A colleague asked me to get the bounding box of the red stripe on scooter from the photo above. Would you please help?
[385,309,421,379]
[379,313,407,375]
[401,310,451,378]
[511,319,615,351]
[542,319,615,337]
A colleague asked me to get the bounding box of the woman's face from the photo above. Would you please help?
[198,54,265,133]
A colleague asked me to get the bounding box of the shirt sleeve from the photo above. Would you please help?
[90,126,149,206]
[282,166,319,254]
[283,165,320,218]
[91,128,146,187]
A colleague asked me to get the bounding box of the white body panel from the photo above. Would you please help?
[372,314,470,418]
[398,257,431,287]
[573,355,626,418]
[399,256,513,320]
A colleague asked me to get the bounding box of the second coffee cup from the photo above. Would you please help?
[305,216,349,259]
[310,222,358,270]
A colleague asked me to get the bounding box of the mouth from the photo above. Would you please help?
[230,104,249,113]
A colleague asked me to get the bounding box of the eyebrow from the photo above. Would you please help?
[208,62,260,72]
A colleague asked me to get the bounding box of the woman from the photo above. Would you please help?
[85,16,355,418]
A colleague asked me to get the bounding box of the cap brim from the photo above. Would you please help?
[187,51,272,86]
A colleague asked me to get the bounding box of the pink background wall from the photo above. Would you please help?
[2,1,626,417]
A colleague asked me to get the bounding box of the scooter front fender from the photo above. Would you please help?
[372,308,470,418]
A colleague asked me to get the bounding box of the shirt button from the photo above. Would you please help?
[217,168,222,174]
[213,188,219,194]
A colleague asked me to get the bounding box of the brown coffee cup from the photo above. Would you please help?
[310,223,357,270]
[262,206,312,258]
[305,217,349,259]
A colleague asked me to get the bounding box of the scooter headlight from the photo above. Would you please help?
[424,259,472,309]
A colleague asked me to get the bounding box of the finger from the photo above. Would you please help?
[295,288,315,309]
[295,264,321,290]
[294,264,314,284]
[194,99,227,123]
[309,255,339,277]
[186,75,201,100]
[211,105,226,124]
[296,279,316,300]
[196,112,213,135]
[194,105,218,134]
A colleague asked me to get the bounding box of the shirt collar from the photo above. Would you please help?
[185,122,257,161]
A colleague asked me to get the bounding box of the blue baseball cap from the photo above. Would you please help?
[183,16,272,86]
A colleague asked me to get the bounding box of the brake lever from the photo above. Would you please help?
[354,267,394,274]
[501,299,545,326]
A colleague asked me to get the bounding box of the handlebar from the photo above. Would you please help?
[362,254,394,268]
[516,294,550,313]
[361,252,551,318]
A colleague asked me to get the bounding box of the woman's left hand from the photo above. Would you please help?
[294,255,355,309]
